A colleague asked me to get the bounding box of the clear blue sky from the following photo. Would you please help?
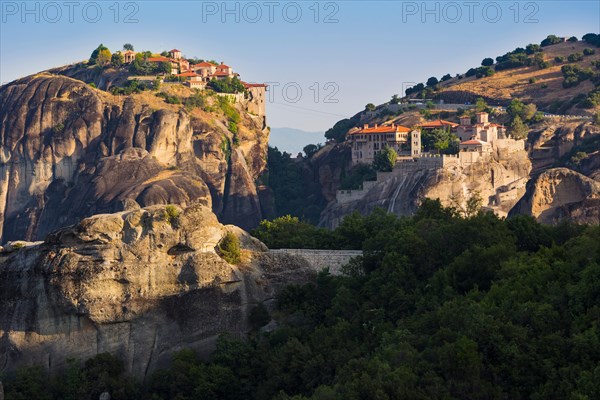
[1,1,599,135]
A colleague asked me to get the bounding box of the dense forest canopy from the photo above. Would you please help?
[4,201,600,400]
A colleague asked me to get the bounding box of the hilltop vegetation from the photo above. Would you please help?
[5,201,600,399]
[403,34,600,114]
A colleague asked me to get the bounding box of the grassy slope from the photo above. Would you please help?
[429,41,599,113]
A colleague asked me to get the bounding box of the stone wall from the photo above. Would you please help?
[268,249,363,275]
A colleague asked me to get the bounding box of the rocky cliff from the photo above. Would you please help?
[0,204,316,378]
[0,73,268,243]
[320,148,532,228]
[509,168,600,224]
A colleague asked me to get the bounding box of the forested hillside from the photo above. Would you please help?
[4,202,600,400]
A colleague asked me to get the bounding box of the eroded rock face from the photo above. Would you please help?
[320,150,532,228]
[509,168,600,224]
[0,205,314,378]
[0,73,268,243]
[528,121,600,173]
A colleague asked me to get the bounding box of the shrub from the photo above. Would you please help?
[568,53,584,62]
[365,103,376,111]
[570,151,588,166]
[155,91,183,104]
[583,48,596,56]
[218,232,241,264]
[526,44,542,54]
[541,34,563,47]
[164,205,180,228]
[538,61,551,69]
[529,78,537,84]
[541,83,548,89]
[567,36,578,42]
[183,91,206,110]
[52,122,65,134]
[476,66,495,78]
[555,56,566,63]
[579,87,600,108]
[563,76,579,88]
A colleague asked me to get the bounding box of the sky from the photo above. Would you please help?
[1,0,599,144]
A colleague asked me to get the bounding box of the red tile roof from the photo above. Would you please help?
[351,124,411,134]
[177,72,200,77]
[211,71,231,77]
[460,139,486,145]
[195,61,216,68]
[242,81,267,88]
[416,119,459,128]
[170,49,181,52]
[217,63,231,69]
[147,56,172,62]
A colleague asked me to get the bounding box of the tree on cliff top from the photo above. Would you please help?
[89,44,109,65]
[123,43,134,51]
[510,115,529,140]
[325,118,356,142]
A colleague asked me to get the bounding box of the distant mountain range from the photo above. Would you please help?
[269,127,325,155]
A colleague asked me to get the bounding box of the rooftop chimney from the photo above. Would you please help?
[363,124,369,129]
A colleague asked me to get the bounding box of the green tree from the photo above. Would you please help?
[583,48,596,56]
[422,128,459,154]
[426,76,439,86]
[207,76,246,93]
[325,118,356,142]
[96,48,112,67]
[372,146,397,172]
[510,115,528,139]
[303,144,319,158]
[541,34,562,47]
[218,232,241,264]
[475,97,489,113]
[89,43,108,65]
[123,43,134,51]
[365,103,376,112]
[507,98,537,122]
[158,61,172,74]
[111,52,124,67]
[481,57,494,66]
[526,43,542,54]
[390,94,400,104]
